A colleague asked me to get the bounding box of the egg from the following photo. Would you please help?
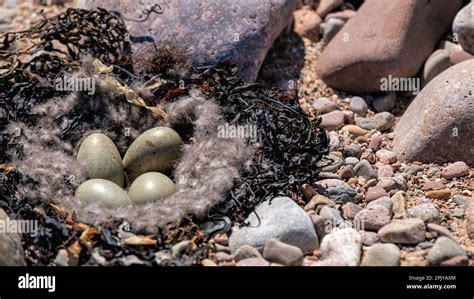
[128,172,176,205]
[123,127,181,180]
[76,133,125,187]
[75,179,132,208]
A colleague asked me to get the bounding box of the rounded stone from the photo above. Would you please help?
[361,243,400,266]
[452,2,474,55]
[372,92,396,112]
[422,49,452,86]
[123,127,182,180]
[393,60,474,165]
[75,179,132,208]
[128,172,176,205]
[76,133,124,187]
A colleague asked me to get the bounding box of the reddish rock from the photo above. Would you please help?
[441,162,470,179]
[426,189,451,200]
[421,181,445,191]
[316,0,344,18]
[394,60,474,165]
[78,0,299,82]
[315,0,463,93]
[377,165,394,178]
[422,49,452,86]
[354,205,391,231]
[294,7,323,42]
[365,186,388,202]
[468,204,474,240]
[376,149,397,164]
[368,134,383,151]
[321,111,346,131]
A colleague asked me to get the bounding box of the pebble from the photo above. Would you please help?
[318,172,341,179]
[407,203,439,223]
[367,197,393,214]
[468,204,474,240]
[376,149,397,164]
[321,110,346,131]
[440,255,470,266]
[452,194,472,207]
[0,209,26,266]
[427,237,466,265]
[421,181,445,191]
[404,164,422,176]
[262,239,304,266]
[368,134,383,151]
[317,0,344,18]
[344,157,359,166]
[341,125,367,137]
[450,50,474,65]
[452,2,474,55]
[342,144,362,158]
[216,252,233,262]
[233,245,262,262]
[378,218,426,244]
[354,160,378,180]
[309,213,329,241]
[354,205,391,231]
[311,97,338,113]
[328,131,341,150]
[452,208,464,218]
[441,161,470,179]
[293,7,322,42]
[377,165,394,178]
[320,154,344,172]
[338,165,355,180]
[372,92,396,112]
[229,197,319,254]
[322,18,345,43]
[348,96,368,116]
[316,179,346,188]
[422,49,452,85]
[417,241,434,249]
[361,243,400,266]
[342,202,363,220]
[319,206,343,225]
[304,195,336,211]
[301,184,318,201]
[326,184,362,204]
[365,186,388,202]
[201,259,218,267]
[426,223,457,242]
[236,257,270,267]
[319,228,362,266]
[425,189,451,200]
[357,112,395,132]
[359,231,379,246]
[392,191,408,219]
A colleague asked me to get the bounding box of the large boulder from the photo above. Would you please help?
[78,0,299,82]
[393,60,474,165]
[315,0,464,93]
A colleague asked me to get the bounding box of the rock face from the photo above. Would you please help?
[393,60,474,165]
[0,209,27,266]
[78,0,299,82]
[315,0,464,93]
[228,197,319,254]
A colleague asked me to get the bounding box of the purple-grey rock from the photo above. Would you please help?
[78,0,299,82]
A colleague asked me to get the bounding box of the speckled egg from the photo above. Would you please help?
[123,127,181,180]
[75,179,132,208]
[128,172,176,205]
[76,133,124,187]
